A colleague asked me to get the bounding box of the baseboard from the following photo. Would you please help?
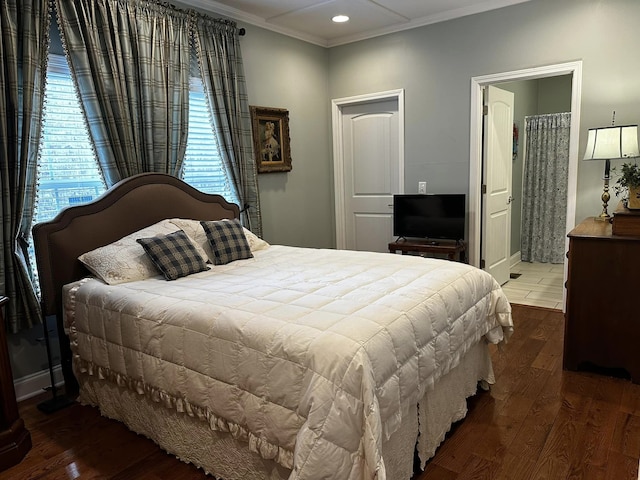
[13,366,64,402]
[510,251,521,269]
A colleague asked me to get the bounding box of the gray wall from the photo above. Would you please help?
[537,76,572,114]
[328,0,640,227]
[239,27,333,248]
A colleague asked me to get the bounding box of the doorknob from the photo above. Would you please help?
[507,196,514,204]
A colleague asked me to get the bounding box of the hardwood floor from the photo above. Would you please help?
[416,305,640,480]
[5,305,640,480]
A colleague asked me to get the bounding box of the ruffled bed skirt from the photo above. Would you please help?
[76,341,493,479]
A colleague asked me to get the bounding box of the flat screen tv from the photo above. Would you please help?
[393,194,466,241]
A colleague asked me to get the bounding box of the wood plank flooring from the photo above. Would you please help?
[5,305,640,480]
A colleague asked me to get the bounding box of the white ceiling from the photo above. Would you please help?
[180,0,533,47]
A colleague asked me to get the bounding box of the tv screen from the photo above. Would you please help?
[393,194,465,241]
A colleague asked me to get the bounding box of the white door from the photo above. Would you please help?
[482,85,514,285]
[334,94,403,252]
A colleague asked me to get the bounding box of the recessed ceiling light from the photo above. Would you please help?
[332,15,349,23]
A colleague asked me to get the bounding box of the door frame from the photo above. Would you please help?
[468,61,582,270]
[332,89,405,249]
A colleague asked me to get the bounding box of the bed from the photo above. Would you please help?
[32,173,513,480]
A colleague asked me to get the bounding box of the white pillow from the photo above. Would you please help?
[243,227,270,252]
[78,219,207,285]
[169,218,269,264]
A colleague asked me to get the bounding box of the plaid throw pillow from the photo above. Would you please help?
[136,230,209,280]
[200,219,253,265]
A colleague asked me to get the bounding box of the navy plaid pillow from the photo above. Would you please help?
[136,230,209,280]
[200,219,253,265]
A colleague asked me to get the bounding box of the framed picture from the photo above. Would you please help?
[250,106,292,173]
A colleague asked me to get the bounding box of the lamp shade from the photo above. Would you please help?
[583,125,640,160]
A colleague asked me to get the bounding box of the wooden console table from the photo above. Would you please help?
[564,217,640,383]
[0,296,32,471]
[388,238,466,262]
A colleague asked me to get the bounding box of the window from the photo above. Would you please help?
[30,55,237,289]
[35,56,238,229]
[35,55,107,224]
[181,76,239,206]
[29,55,106,290]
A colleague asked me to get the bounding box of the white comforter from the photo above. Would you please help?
[64,245,512,480]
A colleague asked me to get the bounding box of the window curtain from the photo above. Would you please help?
[192,17,262,236]
[521,113,571,264]
[54,0,191,186]
[0,0,48,332]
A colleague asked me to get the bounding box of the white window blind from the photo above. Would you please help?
[29,54,106,291]
[35,54,106,224]
[181,77,238,206]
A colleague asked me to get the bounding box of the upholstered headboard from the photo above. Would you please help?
[32,173,239,392]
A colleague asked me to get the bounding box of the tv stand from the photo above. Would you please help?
[388,238,466,262]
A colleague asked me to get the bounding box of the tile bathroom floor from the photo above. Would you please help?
[502,261,564,310]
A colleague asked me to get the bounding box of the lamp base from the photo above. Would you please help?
[598,173,612,222]
[37,394,75,414]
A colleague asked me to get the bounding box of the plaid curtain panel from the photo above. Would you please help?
[193,17,262,237]
[56,0,191,185]
[1,0,49,332]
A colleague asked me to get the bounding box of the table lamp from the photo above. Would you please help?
[583,120,640,221]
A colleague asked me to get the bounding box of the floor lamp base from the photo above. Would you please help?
[37,393,75,414]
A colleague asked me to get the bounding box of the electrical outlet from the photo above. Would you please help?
[418,181,427,194]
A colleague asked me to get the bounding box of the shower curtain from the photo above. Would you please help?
[521,112,571,264]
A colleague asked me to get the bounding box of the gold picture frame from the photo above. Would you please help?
[250,106,292,173]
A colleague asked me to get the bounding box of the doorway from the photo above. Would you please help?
[332,89,405,251]
[469,61,583,311]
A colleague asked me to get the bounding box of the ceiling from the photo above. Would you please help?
[180,0,532,48]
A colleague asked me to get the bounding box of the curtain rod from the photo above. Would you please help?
[239,28,245,36]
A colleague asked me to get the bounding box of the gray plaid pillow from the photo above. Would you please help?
[200,219,253,265]
[136,230,209,280]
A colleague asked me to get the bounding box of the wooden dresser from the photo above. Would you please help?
[0,296,31,471]
[564,217,640,383]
